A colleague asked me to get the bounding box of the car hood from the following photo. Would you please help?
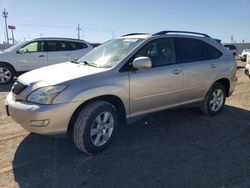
[0,50,10,56]
[18,62,108,87]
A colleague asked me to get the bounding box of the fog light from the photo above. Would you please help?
[30,120,49,127]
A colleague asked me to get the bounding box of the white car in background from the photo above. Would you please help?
[0,38,93,84]
[239,49,250,62]
[245,53,250,78]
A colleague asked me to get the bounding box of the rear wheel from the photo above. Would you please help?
[73,101,118,154]
[0,64,15,84]
[200,83,226,116]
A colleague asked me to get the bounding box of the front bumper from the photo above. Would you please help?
[5,93,81,135]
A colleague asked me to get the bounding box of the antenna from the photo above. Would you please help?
[77,24,81,40]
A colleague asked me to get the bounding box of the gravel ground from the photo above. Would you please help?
[0,61,250,188]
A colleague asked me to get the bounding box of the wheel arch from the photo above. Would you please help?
[0,61,16,75]
[67,95,127,134]
[214,78,230,97]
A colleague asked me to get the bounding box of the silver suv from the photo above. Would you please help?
[5,31,237,154]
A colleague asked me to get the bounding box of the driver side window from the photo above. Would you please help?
[135,38,176,67]
[19,42,39,53]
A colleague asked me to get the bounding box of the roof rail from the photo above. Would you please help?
[153,31,211,38]
[121,33,150,37]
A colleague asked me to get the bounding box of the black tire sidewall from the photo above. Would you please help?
[0,64,15,84]
[206,83,226,116]
[75,102,118,153]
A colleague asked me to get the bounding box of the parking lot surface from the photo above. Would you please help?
[0,61,250,188]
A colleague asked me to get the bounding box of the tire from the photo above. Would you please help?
[242,55,247,62]
[0,63,15,84]
[200,83,226,116]
[73,101,118,154]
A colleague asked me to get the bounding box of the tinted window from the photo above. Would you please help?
[57,41,68,51]
[135,38,176,67]
[67,42,88,50]
[44,41,88,52]
[44,41,57,52]
[175,38,222,63]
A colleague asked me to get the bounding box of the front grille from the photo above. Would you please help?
[11,81,27,95]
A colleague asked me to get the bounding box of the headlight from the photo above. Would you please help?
[27,85,67,104]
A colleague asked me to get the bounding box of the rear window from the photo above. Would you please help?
[174,38,222,63]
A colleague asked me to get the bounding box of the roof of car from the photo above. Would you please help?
[120,34,152,39]
[120,31,214,40]
[31,37,87,42]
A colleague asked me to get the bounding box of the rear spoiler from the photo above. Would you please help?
[214,38,221,43]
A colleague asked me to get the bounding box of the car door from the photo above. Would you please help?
[15,41,47,71]
[174,38,222,104]
[45,41,71,65]
[129,38,183,117]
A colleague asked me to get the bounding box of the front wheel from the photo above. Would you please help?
[0,64,15,84]
[73,101,118,154]
[200,83,226,116]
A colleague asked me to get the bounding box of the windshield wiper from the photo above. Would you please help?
[70,60,78,63]
[79,61,97,67]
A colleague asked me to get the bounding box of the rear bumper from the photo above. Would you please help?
[5,93,81,135]
[229,76,237,96]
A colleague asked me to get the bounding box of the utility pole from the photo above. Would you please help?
[77,24,81,40]
[2,8,9,44]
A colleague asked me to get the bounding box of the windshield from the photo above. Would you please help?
[77,38,144,68]
[3,41,27,52]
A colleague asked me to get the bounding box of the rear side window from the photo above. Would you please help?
[44,41,88,52]
[174,38,222,63]
[44,41,58,52]
[66,42,88,50]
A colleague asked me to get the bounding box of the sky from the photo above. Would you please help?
[0,0,250,43]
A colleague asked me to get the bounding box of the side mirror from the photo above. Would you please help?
[132,57,152,70]
[17,49,26,54]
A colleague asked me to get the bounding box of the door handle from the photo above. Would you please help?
[172,69,182,75]
[38,55,45,58]
[210,63,216,68]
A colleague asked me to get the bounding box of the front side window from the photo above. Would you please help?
[19,42,39,53]
[77,38,144,68]
[175,38,222,63]
[134,38,176,67]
